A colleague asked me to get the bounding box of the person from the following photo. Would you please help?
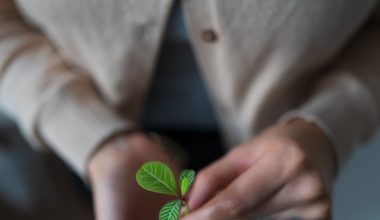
[0,0,380,219]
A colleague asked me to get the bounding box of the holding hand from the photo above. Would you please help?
[184,120,336,220]
[88,133,181,220]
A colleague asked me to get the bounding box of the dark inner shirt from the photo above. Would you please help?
[141,2,219,131]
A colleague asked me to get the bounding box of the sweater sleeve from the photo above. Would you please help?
[281,5,380,170]
[0,0,136,176]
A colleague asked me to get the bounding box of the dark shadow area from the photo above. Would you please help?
[152,129,226,171]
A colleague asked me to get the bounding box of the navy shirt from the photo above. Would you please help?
[141,2,218,131]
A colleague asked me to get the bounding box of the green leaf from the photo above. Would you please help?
[179,169,196,196]
[136,161,178,196]
[159,200,181,220]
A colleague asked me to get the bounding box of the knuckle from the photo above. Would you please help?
[302,173,326,201]
[197,170,211,184]
[129,133,154,146]
[283,142,309,178]
[310,200,332,219]
[197,170,219,188]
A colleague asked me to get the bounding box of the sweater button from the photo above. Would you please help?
[201,29,218,43]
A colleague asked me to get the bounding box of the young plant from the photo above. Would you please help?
[136,161,196,220]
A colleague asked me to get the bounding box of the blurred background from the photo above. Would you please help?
[333,133,380,220]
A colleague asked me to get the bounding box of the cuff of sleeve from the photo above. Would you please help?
[36,78,136,177]
[280,73,379,169]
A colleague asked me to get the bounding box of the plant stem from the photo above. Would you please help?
[182,200,190,216]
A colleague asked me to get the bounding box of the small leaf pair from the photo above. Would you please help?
[136,161,196,220]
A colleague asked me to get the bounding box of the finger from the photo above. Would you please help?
[188,148,247,209]
[254,170,328,215]
[268,196,332,220]
[184,157,286,220]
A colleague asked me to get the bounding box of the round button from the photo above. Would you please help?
[201,30,218,43]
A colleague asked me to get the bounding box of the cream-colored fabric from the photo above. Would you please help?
[0,0,380,176]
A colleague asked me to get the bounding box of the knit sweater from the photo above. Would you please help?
[0,0,379,176]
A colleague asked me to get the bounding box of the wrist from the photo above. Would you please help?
[282,119,337,186]
[87,132,151,183]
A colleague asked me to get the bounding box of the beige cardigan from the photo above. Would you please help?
[0,0,379,176]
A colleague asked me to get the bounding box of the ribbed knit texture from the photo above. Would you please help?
[38,79,134,175]
[281,74,380,169]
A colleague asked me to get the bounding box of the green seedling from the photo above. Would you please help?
[136,161,196,220]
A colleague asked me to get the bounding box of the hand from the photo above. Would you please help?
[183,119,336,220]
[88,132,181,220]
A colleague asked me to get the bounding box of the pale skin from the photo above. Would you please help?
[88,119,336,220]
[88,133,182,220]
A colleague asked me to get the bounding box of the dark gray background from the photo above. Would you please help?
[333,133,380,219]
